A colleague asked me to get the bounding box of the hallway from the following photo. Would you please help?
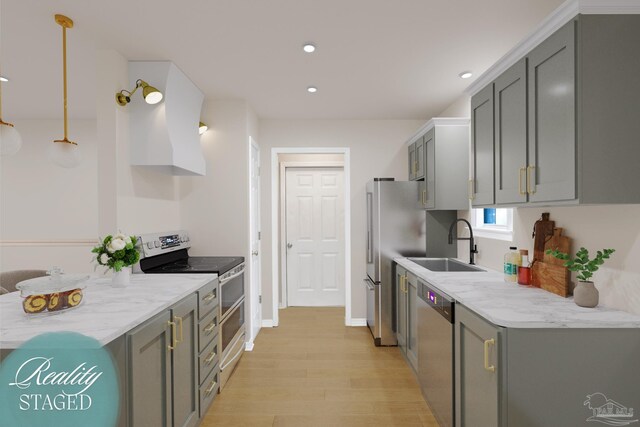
[202,307,438,426]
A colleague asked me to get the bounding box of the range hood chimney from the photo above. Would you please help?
[129,61,206,176]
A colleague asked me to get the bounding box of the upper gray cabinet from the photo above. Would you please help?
[408,118,470,210]
[469,13,640,207]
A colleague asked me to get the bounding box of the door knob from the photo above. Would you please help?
[252,251,259,256]
[287,243,293,249]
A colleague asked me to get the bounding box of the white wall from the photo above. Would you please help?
[0,119,98,273]
[259,119,423,322]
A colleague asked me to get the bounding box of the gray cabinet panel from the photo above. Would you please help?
[495,59,528,205]
[455,305,503,427]
[396,266,407,353]
[415,137,425,180]
[406,272,418,371]
[197,279,218,320]
[424,129,435,209]
[128,310,173,427]
[471,84,495,206]
[527,20,576,203]
[172,294,199,427]
[408,143,417,181]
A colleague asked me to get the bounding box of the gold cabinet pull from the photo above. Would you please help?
[168,320,177,351]
[175,316,184,343]
[205,350,217,365]
[203,291,216,303]
[527,166,536,194]
[468,179,475,200]
[204,321,216,335]
[205,380,217,396]
[484,338,496,372]
[404,275,409,294]
[518,167,527,195]
[422,189,427,206]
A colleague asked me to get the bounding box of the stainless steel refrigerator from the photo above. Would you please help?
[364,178,456,346]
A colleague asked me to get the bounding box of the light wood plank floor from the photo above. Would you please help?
[201,307,439,427]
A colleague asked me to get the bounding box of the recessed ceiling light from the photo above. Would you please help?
[459,71,473,79]
[303,43,316,53]
[0,76,8,82]
[307,86,317,93]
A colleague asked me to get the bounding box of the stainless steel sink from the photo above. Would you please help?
[408,258,485,272]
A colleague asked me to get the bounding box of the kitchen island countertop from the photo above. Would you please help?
[0,273,217,349]
[395,257,640,328]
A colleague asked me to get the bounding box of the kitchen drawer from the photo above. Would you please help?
[198,279,219,320]
[199,334,219,386]
[199,364,219,418]
[199,309,219,353]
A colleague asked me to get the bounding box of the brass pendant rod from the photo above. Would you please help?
[62,25,68,140]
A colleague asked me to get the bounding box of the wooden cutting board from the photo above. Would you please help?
[531,227,573,297]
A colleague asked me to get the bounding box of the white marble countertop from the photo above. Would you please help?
[395,257,640,328]
[0,273,217,349]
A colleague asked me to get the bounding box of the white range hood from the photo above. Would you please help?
[129,61,206,176]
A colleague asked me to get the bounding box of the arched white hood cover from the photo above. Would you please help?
[129,61,205,176]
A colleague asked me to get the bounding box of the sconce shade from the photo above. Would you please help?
[50,140,81,168]
[199,122,208,135]
[0,122,22,156]
[142,84,163,104]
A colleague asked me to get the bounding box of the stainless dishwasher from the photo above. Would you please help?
[418,280,454,427]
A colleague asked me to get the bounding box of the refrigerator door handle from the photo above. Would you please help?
[366,192,373,263]
[364,278,375,291]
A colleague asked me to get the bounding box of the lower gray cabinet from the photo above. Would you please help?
[127,294,199,427]
[396,264,418,372]
[396,265,408,353]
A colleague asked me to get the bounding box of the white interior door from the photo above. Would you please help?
[249,139,261,342]
[285,167,345,306]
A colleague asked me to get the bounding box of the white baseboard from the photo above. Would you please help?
[245,341,254,351]
[349,318,367,327]
[262,319,274,327]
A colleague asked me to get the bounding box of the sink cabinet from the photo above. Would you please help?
[396,265,407,353]
[455,303,640,427]
[407,118,470,210]
[471,14,640,207]
[396,265,418,372]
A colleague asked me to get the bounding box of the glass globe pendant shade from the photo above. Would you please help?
[49,140,81,168]
[0,122,22,156]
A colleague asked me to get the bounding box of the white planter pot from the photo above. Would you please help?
[111,267,131,287]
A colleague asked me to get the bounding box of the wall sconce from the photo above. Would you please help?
[116,80,163,106]
[50,14,80,168]
[198,122,208,135]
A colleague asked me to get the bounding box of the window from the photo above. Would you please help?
[472,208,513,241]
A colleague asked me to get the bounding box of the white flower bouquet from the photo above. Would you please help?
[92,233,140,272]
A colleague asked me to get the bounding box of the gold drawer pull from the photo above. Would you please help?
[203,292,216,303]
[205,380,217,396]
[204,321,216,334]
[168,321,177,351]
[518,167,526,195]
[205,350,217,365]
[484,338,496,372]
[175,316,184,343]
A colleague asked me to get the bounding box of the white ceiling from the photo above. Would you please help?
[1,0,564,120]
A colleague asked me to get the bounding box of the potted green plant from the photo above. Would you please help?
[92,233,140,286]
[545,247,615,307]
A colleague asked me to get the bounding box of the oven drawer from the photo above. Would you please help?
[220,331,245,391]
[199,309,219,353]
[198,279,219,320]
[199,363,219,418]
[199,334,219,386]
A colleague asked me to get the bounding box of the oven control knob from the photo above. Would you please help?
[146,242,154,249]
[154,240,160,248]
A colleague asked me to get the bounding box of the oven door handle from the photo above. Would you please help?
[219,268,245,285]
[220,334,245,371]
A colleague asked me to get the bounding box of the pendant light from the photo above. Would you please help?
[0,71,22,156]
[50,14,80,168]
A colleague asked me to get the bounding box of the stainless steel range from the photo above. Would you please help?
[136,231,245,391]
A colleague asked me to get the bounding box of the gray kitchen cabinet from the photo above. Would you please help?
[408,142,417,181]
[455,303,640,427]
[471,14,640,207]
[470,85,495,207]
[128,293,200,427]
[396,264,418,372]
[494,58,527,205]
[409,119,470,210]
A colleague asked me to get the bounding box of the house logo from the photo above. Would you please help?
[584,392,638,426]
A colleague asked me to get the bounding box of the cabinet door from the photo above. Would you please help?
[415,137,425,180]
[406,273,419,371]
[396,266,407,353]
[128,310,173,427]
[408,143,417,181]
[455,304,502,427]
[527,20,576,203]
[424,129,435,209]
[172,294,199,427]
[495,59,528,205]
[471,84,495,206]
